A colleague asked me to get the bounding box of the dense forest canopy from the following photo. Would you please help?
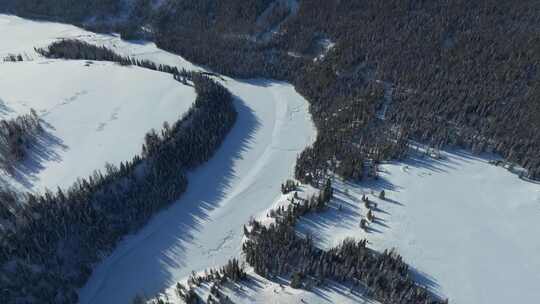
[1,1,540,302]
[2,1,539,182]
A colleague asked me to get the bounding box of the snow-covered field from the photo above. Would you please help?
[0,14,197,193]
[214,271,374,304]
[0,60,195,192]
[0,14,200,71]
[297,150,540,304]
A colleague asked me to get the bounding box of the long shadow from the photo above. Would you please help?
[5,122,67,189]
[79,94,262,304]
[294,172,446,302]
[296,183,396,246]
[225,273,376,303]
[409,266,442,295]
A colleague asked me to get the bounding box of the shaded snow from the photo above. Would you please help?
[220,269,375,304]
[158,268,377,304]
[297,150,540,303]
[78,77,315,304]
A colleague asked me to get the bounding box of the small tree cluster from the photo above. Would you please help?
[0,110,42,172]
[3,54,23,62]
[280,179,298,194]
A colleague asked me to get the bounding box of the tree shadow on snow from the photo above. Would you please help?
[7,121,68,189]
[0,97,14,116]
[79,94,262,304]
[227,273,377,303]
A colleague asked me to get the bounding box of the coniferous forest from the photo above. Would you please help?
[0,110,42,172]
[0,43,237,304]
[242,182,446,304]
[1,1,539,303]
[2,0,540,184]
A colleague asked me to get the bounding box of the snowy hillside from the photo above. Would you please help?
[296,150,540,304]
[155,267,378,304]
[1,14,198,193]
[0,14,201,71]
[0,60,195,192]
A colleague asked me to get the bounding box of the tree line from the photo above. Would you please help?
[0,43,237,304]
[242,180,447,304]
[36,39,191,83]
[139,258,247,304]
[0,110,42,173]
[5,0,539,183]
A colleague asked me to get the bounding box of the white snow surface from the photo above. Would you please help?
[297,150,540,304]
[0,60,195,192]
[219,270,375,304]
[0,15,198,193]
[0,14,200,70]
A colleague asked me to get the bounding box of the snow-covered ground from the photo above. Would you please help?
[1,15,198,193]
[0,14,200,71]
[0,60,195,192]
[297,150,540,304]
[209,271,374,304]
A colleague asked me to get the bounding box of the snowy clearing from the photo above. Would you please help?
[0,59,195,192]
[297,150,540,304]
[218,269,375,304]
[0,14,201,70]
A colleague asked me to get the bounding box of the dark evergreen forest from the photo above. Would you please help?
[1,1,539,303]
[2,0,539,184]
[0,110,42,172]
